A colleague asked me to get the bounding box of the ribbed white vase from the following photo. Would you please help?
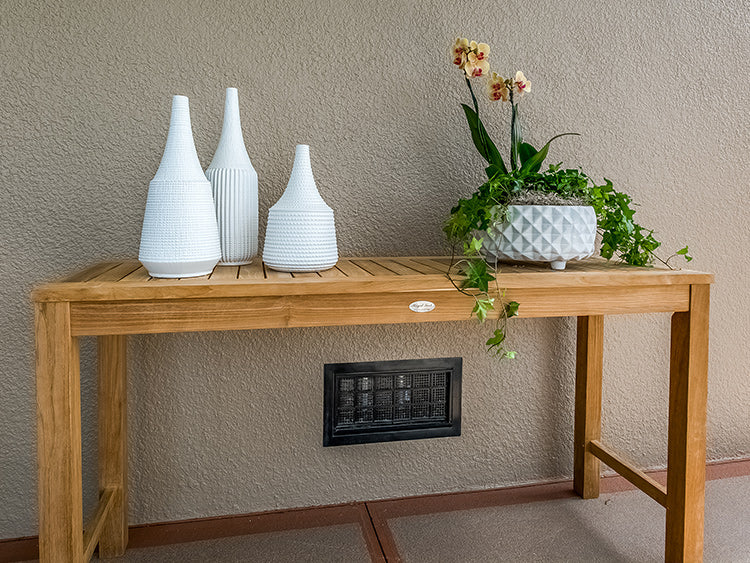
[139,95,221,278]
[262,145,338,272]
[205,87,258,265]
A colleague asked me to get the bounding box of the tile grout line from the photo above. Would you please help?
[357,502,388,563]
[364,502,402,563]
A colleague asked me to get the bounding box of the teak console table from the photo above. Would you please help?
[33,257,713,562]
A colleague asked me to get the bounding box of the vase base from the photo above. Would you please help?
[147,269,214,279]
[265,261,338,273]
[140,257,220,279]
[550,260,566,270]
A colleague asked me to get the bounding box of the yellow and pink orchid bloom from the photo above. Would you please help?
[487,72,509,102]
[452,38,490,78]
[512,71,530,97]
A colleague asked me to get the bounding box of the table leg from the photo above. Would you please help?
[35,301,84,561]
[97,335,128,557]
[574,315,604,499]
[666,284,710,562]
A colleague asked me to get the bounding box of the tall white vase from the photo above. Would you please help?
[263,145,338,272]
[205,87,259,265]
[139,95,221,278]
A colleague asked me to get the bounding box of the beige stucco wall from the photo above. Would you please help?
[1,0,748,539]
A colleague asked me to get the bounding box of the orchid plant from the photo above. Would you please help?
[446,38,691,358]
[451,38,576,182]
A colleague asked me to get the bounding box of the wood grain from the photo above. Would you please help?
[666,284,710,562]
[119,265,150,282]
[238,261,264,280]
[35,301,84,561]
[326,259,371,278]
[87,261,141,283]
[318,266,347,278]
[588,440,667,506]
[351,259,399,276]
[209,266,240,281]
[67,284,693,336]
[97,335,128,557]
[574,315,603,499]
[34,258,713,303]
[62,261,119,282]
[263,264,293,279]
[82,488,116,561]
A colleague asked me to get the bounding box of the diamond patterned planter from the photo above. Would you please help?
[483,205,597,270]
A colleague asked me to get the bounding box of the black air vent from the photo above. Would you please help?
[323,358,462,446]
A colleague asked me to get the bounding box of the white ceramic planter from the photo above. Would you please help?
[483,205,597,270]
[205,87,259,265]
[262,145,338,272]
[139,95,221,278]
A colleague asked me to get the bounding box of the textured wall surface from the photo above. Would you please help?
[1,0,748,538]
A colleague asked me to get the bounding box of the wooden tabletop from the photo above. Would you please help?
[32,257,714,303]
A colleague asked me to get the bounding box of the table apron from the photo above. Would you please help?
[69,285,690,336]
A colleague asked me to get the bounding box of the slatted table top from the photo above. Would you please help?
[32,256,713,303]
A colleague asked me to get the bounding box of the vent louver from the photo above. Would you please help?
[323,358,462,446]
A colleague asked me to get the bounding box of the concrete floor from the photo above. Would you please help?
[90,523,370,563]
[26,474,747,562]
[390,475,750,562]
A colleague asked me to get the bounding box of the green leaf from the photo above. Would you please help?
[518,142,537,166]
[503,350,517,359]
[472,302,487,322]
[676,246,693,262]
[505,301,520,317]
[486,328,505,349]
[462,259,495,293]
[519,133,580,175]
[485,164,503,179]
[462,104,508,173]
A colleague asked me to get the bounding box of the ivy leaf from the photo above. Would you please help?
[462,259,494,293]
[519,133,580,175]
[505,301,520,317]
[486,328,505,350]
[471,297,494,323]
[462,104,508,173]
[676,246,693,262]
[472,302,486,322]
[503,350,517,359]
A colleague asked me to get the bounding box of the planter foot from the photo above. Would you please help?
[551,260,566,270]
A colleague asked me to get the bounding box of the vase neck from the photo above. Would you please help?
[274,145,330,210]
[153,95,207,182]
[207,87,253,170]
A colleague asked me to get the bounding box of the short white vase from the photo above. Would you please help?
[483,205,597,270]
[139,95,221,278]
[262,145,338,272]
[205,87,259,265]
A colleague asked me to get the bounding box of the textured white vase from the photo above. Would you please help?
[139,95,221,278]
[205,87,259,265]
[262,145,338,272]
[484,205,597,270]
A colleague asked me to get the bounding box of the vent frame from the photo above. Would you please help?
[323,357,462,446]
